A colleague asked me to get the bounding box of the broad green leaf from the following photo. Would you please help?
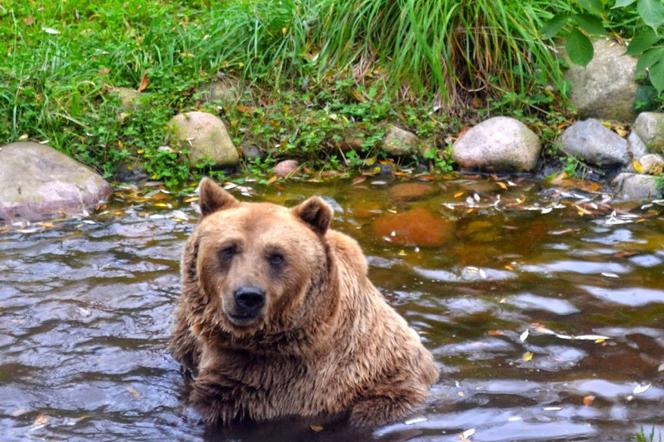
[578,0,604,15]
[573,14,605,35]
[626,27,661,55]
[542,14,570,38]
[636,47,664,76]
[650,59,664,92]
[613,0,636,7]
[566,28,594,66]
[638,0,664,28]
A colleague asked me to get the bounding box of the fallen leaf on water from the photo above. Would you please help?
[497,181,508,190]
[454,191,465,198]
[520,329,529,342]
[633,383,651,394]
[404,416,428,425]
[583,395,596,406]
[658,363,664,372]
[522,351,533,362]
[488,329,504,336]
[32,413,50,429]
[352,176,367,185]
[601,272,620,278]
[459,427,476,441]
[310,424,324,432]
[127,387,141,399]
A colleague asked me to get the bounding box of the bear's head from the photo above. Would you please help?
[188,178,336,340]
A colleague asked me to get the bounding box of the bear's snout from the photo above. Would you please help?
[228,286,265,324]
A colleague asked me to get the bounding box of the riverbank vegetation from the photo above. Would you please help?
[0,0,661,188]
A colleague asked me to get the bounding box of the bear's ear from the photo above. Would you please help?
[292,196,333,235]
[198,177,239,216]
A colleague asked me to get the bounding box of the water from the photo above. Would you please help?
[1,177,662,441]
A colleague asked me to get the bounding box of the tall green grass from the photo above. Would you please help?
[315,0,567,103]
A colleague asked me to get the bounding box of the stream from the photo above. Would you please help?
[1,177,663,441]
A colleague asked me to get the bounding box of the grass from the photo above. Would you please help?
[0,0,587,189]
[635,427,663,442]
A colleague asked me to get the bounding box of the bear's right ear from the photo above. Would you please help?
[198,177,239,216]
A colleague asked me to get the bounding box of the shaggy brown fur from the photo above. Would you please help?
[169,178,438,426]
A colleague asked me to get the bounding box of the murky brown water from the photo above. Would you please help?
[1,177,663,441]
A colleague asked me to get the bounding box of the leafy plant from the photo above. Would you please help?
[543,0,664,93]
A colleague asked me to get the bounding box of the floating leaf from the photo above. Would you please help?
[601,272,620,278]
[633,383,651,394]
[583,395,596,406]
[310,424,324,432]
[520,329,529,342]
[459,428,476,441]
[522,351,534,362]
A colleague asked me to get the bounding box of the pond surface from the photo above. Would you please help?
[1,177,663,441]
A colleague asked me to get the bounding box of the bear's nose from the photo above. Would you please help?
[233,287,266,315]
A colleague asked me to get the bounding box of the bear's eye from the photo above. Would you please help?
[219,245,237,262]
[267,252,285,268]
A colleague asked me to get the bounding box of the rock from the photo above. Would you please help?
[199,79,240,104]
[382,125,420,156]
[109,87,141,109]
[633,112,664,153]
[389,183,437,201]
[612,173,662,200]
[0,142,111,222]
[560,119,629,167]
[565,39,638,122]
[168,112,239,166]
[638,153,664,175]
[627,131,649,160]
[241,143,265,161]
[372,207,454,247]
[452,116,541,172]
[273,160,299,177]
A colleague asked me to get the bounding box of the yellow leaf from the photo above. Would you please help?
[522,351,533,362]
[632,160,644,174]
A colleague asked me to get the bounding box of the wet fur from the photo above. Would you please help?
[169,178,438,426]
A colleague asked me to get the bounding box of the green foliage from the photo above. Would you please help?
[634,427,663,442]
[543,0,664,94]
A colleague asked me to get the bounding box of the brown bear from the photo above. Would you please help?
[169,177,438,426]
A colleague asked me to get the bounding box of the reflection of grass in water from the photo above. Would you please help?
[635,427,662,442]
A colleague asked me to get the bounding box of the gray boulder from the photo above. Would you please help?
[168,111,239,166]
[633,112,664,153]
[0,142,112,222]
[382,125,420,156]
[452,116,541,172]
[627,131,649,160]
[612,173,662,201]
[566,39,638,122]
[560,119,628,167]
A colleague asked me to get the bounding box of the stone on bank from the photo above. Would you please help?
[168,111,239,166]
[633,112,664,153]
[560,119,628,168]
[0,142,112,222]
[452,116,541,172]
[612,173,662,201]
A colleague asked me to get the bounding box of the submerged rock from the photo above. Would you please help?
[452,116,541,172]
[560,119,628,167]
[372,207,454,247]
[612,173,662,201]
[389,183,437,201]
[565,39,638,122]
[0,142,111,222]
[168,111,239,166]
[382,125,420,156]
[273,160,299,177]
[633,112,664,153]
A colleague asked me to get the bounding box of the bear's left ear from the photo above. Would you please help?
[198,177,239,216]
[292,196,333,235]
